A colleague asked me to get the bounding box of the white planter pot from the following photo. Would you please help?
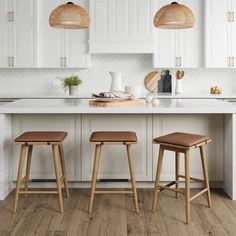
[69,86,79,96]
[175,79,184,94]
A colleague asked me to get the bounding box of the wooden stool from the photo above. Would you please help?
[89,131,139,213]
[152,132,212,224]
[13,131,69,213]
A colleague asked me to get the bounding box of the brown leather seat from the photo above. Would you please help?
[15,131,68,143]
[153,132,211,147]
[90,131,137,143]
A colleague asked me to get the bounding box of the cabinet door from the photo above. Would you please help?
[153,115,224,181]
[179,0,203,68]
[153,0,177,68]
[0,0,9,23]
[12,0,37,23]
[205,0,229,67]
[12,23,37,68]
[65,0,91,68]
[38,0,66,68]
[230,0,236,67]
[81,115,152,181]
[12,115,81,181]
[0,24,11,67]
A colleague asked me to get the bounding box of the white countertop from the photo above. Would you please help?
[1,92,236,99]
[0,98,235,114]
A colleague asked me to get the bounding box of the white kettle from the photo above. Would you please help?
[109,71,128,92]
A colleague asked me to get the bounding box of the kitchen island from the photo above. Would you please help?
[0,98,235,201]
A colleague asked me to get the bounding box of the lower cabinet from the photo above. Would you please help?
[12,115,81,181]
[12,114,224,183]
[81,114,153,181]
[153,115,224,181]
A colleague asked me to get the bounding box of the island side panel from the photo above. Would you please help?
[0,114,13,200]
[224,114,236,199]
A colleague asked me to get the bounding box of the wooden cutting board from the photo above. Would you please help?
[89,99,145,107]
[144,71,161,93]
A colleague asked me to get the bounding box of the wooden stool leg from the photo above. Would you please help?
[185,149,190,224]
[59,144,69,198]
[24,145,33,198]
[152,146,164,212]
[175,152,180,198]
[200,145,212,208]
[13,144,27,213]
[126,144,139,213]
[89,144,101,213]
[52,144,64,213]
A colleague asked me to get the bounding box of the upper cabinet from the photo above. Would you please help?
[153,0,203,68]
[0,0,37,68]
[38,0,91,68]
[205,0,236,68]
[89,0,155,53]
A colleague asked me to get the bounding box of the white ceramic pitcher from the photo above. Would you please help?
[109,71,128,92]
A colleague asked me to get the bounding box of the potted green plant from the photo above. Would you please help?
[60,74,82,96]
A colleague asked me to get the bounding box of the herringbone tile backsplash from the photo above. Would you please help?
[0,54,235,94]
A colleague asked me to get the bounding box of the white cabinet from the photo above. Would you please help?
[153,0,203,68]
[81,115,152,181]
[38,0,91,68]
[0,0,37,68]
[89,0,155,53]
[12,115,81,181]
[153,115,224,181]
[205,0,236,68]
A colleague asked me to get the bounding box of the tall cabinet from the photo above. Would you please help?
[0,0,37,68]
[205,0,236,68]
[153,0,203,68]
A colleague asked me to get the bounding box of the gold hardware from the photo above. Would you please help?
[64,57,67,67]
[60,57,63,67]
[228,12,231,22]
[228,57,231,67]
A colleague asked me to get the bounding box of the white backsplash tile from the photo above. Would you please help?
[0,54,236,95]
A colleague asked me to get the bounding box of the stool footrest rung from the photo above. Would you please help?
[94,190,133,194]
[178,175,205,183]
[158,185,185,195]
[19,190,58,194]
[189,188,208,202]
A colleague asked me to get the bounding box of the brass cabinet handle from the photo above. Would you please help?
[228,12,231,22]
[64,57,67,67]
[228,57,231,67]
[60,57,64,67]
[8,12,14,22]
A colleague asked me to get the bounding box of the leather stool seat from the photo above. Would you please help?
[153,132,210,147]
[90,131,137,143]
[15,131,68,143]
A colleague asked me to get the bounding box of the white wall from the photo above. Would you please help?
[0,54,236,95]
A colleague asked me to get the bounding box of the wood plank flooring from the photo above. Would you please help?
[0,188,236,236]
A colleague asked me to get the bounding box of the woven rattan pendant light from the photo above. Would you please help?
[49,2,90,29]
[154,2,194,29]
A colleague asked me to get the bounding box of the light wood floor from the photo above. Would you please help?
[0,188,236,236]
